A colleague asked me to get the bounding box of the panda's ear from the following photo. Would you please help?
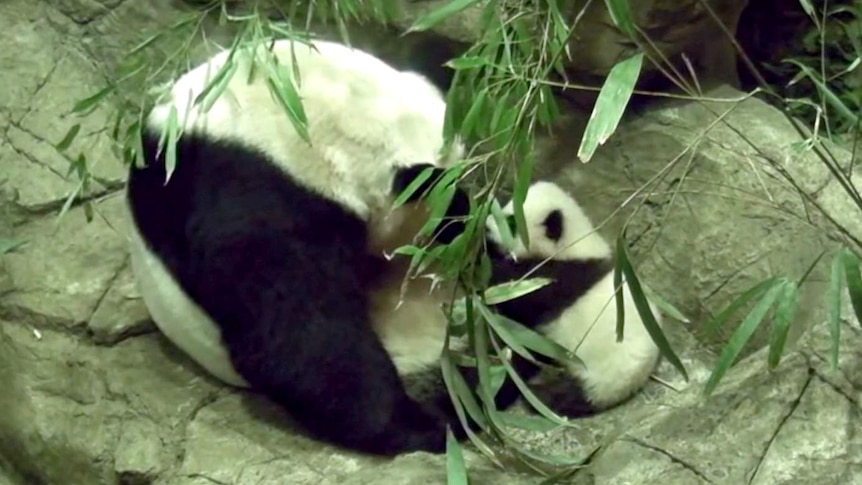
[542,209,563,242]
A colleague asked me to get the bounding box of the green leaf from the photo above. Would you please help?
[488,364,507,398]
[767,279,798,369]
[0,239,26,255]
[613,245,625,341]
[828,250,846,370]
[440,347,488,431]
[392,165,435,208]
[797,0,815,18]
[704,281,784,395]
[511,151,533,248]
[440,347,497,458]
[617,233,688,380]
[164,105,180,183]
[784,59,859,126]
[603,0,637,37]
[55,124,81,152]
[70,85,115,115]
[642,284,691,323]
[56,182,82,224]
[473,305,496,407]
[264,57,311,144]
[460,87,488,140]
[705,277,780,335]
[479,301,581,366]
[488,197,515,253]
[483,278,554,305]
[446,428,469,485]
[476,301,535,364]
[445,56,488,70]
[83,200,94,223]
[495,412,560,433]
[577,52,643,163]
[494,343,571,427]
[841,249,862,330]
[195,57,239,114]
[407,0,483,33]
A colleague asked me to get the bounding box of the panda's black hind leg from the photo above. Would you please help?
[203,233,453,456]
[226,313,450,455]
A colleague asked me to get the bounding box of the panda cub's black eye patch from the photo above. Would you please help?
[543,209,563,242]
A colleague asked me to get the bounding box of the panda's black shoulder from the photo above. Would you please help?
[126,127,372,285]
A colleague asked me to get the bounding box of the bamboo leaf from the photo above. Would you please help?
[408,0,483,33]
[164,105,179,183]
[476,302,535,363]
[392,165,436,208]
[705,277,780,335]
[460,87,488,140]
[446,428,469,485]
[0,239,26,255]
[613,244,625,341]
[479,301,581,366]
[55,124,81,152]
[828,250,845,370]
[603,0,636,37]
[483,278,554,305]
[841,249,862,329]
[445,56,488,70]
[642,283,691,323]
[495,412,560,433]
[441,347,488,431]
[617,233,688,380]
[704,281,784,395]
[70,85,115,115]
[577,52,643,163]
[488,197,515,251]
[511,151,533,248]
[767,279,798,369]
[494,343,571,427]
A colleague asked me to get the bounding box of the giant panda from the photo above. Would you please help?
[482,181,664,416]
[369,180,664,426]
[125,36,473,457]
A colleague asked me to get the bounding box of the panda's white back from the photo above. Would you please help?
[147,38,456,221]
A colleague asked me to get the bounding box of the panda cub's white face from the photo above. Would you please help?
[487,181,612,263]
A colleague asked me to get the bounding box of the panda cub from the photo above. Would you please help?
[126,37,470,457]
[370,181,663,427]
[484,181,663,416]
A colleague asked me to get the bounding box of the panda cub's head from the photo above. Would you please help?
[487,181,612,264]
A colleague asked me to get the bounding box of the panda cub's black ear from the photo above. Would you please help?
[542,209,563,242]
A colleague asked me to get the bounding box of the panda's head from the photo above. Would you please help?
[486,181,612,262]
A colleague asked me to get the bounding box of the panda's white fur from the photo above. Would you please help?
[485,181,663,413]
[125,37,470,456]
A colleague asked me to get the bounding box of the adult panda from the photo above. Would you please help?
[125,36,472,457]
[482,181,664,416]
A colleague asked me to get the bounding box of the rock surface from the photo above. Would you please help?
[2,0,862,484]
